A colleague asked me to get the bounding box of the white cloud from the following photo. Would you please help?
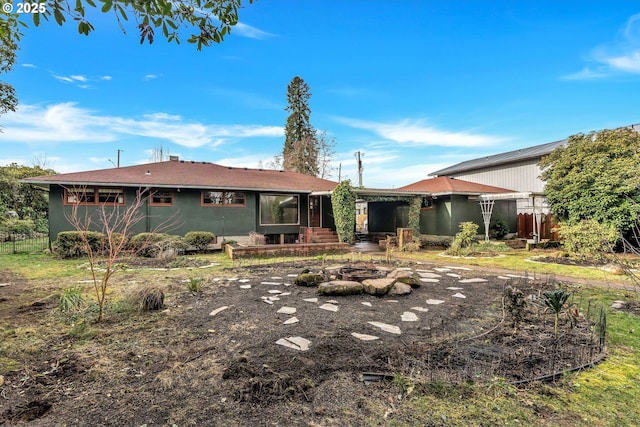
[0,102,283,149]
[234,23,274,39]
[144,74,160,80]
[601,50,640,73]
[21,63,36,68]
[562,67,609,81]
[334,117,505,147]
[52,74,88,84]
[566,13,640,79]
[101,75,112,81]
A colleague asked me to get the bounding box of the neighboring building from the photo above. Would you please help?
[22,158,339,245]
[397,176,516,238]
[429,139,566,193]
[429,140,567,241]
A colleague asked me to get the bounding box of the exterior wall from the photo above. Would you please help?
[48,185,325,243]
[447,159,546,193]
[419,195,517,236]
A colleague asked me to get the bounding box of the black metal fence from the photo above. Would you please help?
[0,233,50,254]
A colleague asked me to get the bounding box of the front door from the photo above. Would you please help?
[309,196,321,227]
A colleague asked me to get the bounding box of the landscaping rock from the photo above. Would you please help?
[389,282,412,296]
[318,280,363,296]
[387,270,421,288]
[295,273,325,287]
[362,278,395,296]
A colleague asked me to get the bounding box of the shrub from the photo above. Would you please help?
[492,219,509,240]
[186,277,204,293]
[331,181,356,244]
[56,231,105,258]
[131,286,165,311]
[130,233,185,258]
[59,287,84,313]
[184,231,216,252]
[553,220,619,260]
[447,222,479,256]
[1,218,36,234]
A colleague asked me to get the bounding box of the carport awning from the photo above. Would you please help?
[310,188,431,197]
[469,192,532,200]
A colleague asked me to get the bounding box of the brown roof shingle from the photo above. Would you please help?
[23,160,338,193]
[398,176,514,195]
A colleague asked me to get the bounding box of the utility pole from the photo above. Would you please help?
[117,149,123,168]
[354,151,364,187]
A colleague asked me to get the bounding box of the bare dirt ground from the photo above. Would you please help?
[0,258,606,426]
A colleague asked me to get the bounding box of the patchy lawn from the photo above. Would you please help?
[0,254,609,426]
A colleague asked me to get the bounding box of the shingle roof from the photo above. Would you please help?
[429,139,567,176]
[430,123,640,177]
[22,160,338,193]
[398,176,514,195]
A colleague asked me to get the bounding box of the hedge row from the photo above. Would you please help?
[55,231,216,258]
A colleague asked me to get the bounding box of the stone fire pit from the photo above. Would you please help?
[294,263,420,297]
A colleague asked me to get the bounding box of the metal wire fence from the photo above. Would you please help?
[0,233,50,254]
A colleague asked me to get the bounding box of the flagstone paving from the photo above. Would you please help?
[211,264,512,352]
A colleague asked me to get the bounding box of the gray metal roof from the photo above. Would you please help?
[430,123,640,177]
[429,139,567,176]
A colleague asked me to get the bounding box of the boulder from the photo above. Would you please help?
[362,278,396,296]
[389,282,412,296]
[318,280,363,296]
[295,273,325,287]
[387,270,421,288]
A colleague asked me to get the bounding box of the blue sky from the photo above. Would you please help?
[2,1,640,187]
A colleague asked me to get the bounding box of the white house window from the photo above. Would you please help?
[260,194,299,225]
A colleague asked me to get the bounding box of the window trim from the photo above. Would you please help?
[149,189,175,207]
[259,193,300,226]
[64,187,125,206]
[420,197,434,211]
[201,190,246,207]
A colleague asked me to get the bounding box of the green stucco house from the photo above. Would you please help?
[23,158,339,245]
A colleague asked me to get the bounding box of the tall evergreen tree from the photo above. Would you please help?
[283,76,318,176]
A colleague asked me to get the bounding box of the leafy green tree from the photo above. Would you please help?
[0,163,55,231]
[539,127,640,234]
[283,76,318,176]
[0,16,19,125]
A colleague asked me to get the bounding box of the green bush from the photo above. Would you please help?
[184,231,216,252]
[129,232,185,257]
[55,231,105,258]
[553,220,619,260]
[492,219,509,240]
[1,218,35,234]
[59,287,84,313]
[331,181,356,244]
[447,222,479,256]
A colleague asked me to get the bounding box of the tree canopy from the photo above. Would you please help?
[282,76,318,176]
[539,126,640,234]
[0,163,56,231]
[0,16,19,124]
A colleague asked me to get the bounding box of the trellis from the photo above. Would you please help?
[478,199,495,241]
